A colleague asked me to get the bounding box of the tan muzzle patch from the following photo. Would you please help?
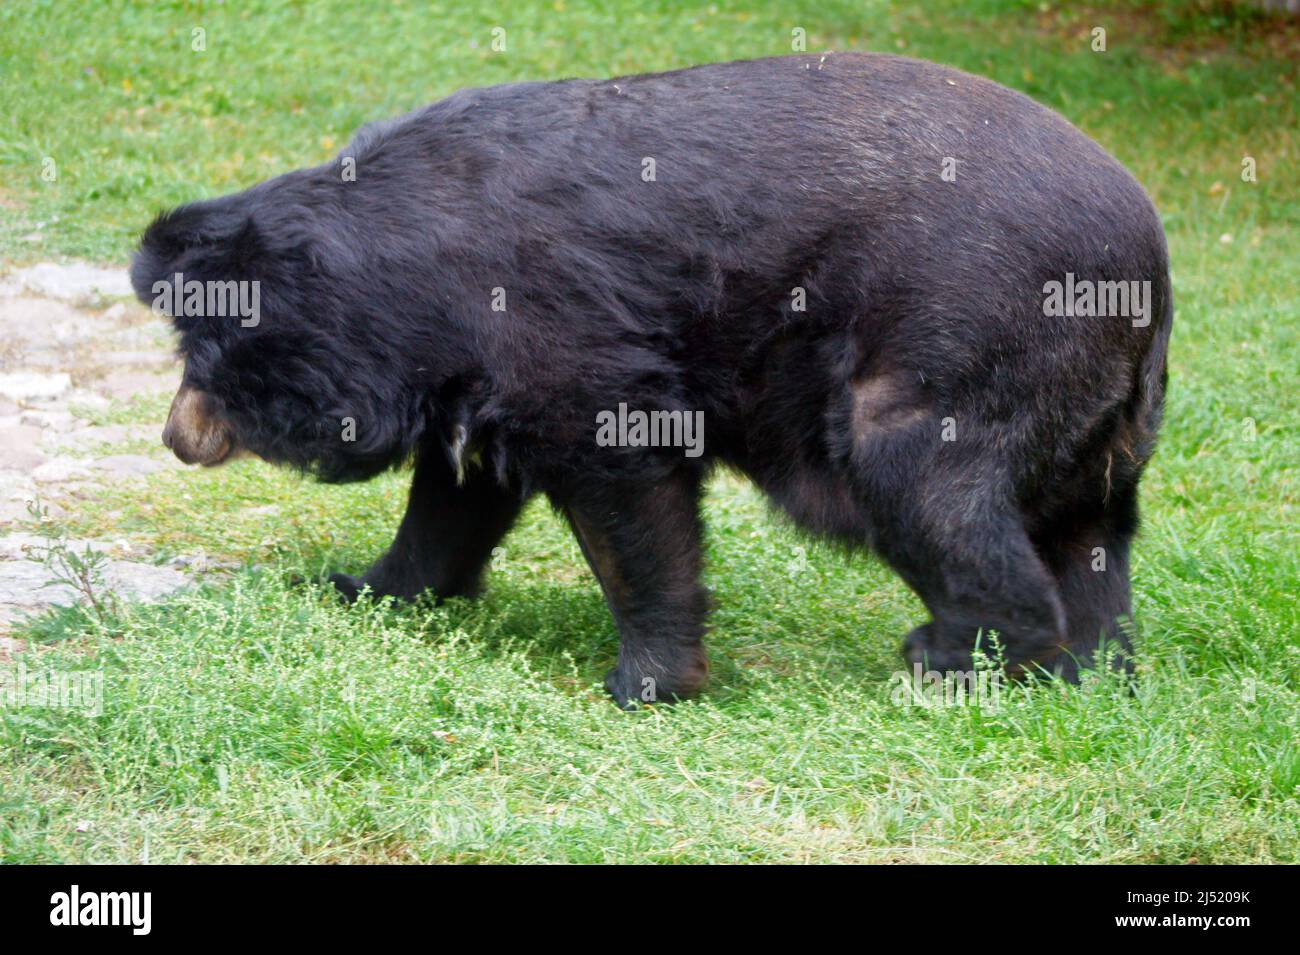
[162,384,237,466]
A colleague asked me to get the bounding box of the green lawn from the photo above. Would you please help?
[1,0,1297,862]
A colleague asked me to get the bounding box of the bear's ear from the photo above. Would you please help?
[130,199,263,307]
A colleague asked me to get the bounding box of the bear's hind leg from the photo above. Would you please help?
[1030,489,1139,680]
[330,446,524,603]
[867,475,1070,678]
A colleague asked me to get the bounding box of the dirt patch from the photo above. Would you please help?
[0,263,204,650]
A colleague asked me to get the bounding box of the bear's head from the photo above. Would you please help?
[131,175,434,483]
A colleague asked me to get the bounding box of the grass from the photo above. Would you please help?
[1,0,1297,862]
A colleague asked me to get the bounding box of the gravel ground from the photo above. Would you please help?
[0,262,196,655]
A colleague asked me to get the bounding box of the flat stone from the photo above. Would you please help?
[168,552,212,571]
[0,533,113,561]
[0,498,62,525]
[15,351,78,370]
[21,409,77,432]
[92,369,177,400]
[0,425,46,470]
[58,390,111,413]
[0,296,89,347]
[102,560,189,602]
[50,315,104,342]
[0,469,33,495]
[0,556,188,613]
[0,473,39,511]
[0,535,42,561]
[0,559,76,607]
[107,320,173,349]
[31,459,94,483]
[0,448,46,471]
[97,350,172,368]
[0,423,43,449]
[0,371,71,401]
[48,424,152,452]
[0,502,33,526]
[93,454,167,477]
[13,263,132,303]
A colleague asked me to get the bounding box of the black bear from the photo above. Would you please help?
[131,53,1172,707]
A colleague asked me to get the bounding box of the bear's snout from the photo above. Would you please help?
[163,384,236,467]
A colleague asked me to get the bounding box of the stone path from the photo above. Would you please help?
[0,262,198,656]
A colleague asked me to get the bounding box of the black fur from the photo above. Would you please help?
[131,53,1172,705]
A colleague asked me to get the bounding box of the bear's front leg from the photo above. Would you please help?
[331,445,525,603]
[560,470,710,708]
